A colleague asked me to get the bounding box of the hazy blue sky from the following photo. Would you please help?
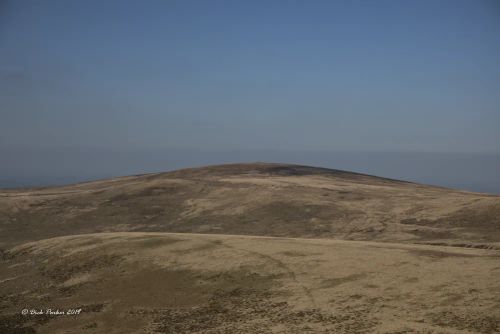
[1,1,499,192]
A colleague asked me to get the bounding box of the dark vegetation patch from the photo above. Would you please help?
[321,274,367,288]
[335,190,366,201]
[408,249,479,259]
[404,277,419,283]
[449,204,500,230]
[0,294,20,312]
[260,165,393,185]
[0,183,195,246]
[155,163,403,185]
[109,186,179,202]
[0,313,51,334]
[57,284,83,297]
[151,274,378,334]
[39,254,123,282]
[263,165,343,176]
[0,248,14,260]
[418,242,500,250]
[403,204,500,242]
[172,200,344,238]
[428,311,499,334]
[403,208,500,231]
[192,201,350,238]
[79,303,105,313]
[411,228,455,240]
[253,202,329,221]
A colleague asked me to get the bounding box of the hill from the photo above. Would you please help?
[1,163,500,333]
[1,163,499,248]
[1,232,499,334]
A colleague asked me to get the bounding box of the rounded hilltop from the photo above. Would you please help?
[1,162,498,249]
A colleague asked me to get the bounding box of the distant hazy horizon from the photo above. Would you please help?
[1,147,499,195]
[1,1,499,194]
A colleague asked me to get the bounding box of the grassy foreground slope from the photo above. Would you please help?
[1,163,499,248]
[1,232,499,334]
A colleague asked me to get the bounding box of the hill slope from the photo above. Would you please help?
[1,232,499,334]
[2,163,500,333]
[1,162,499,248]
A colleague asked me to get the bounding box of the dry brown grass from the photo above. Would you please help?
[1,232,498,333]
[1,163,498,248]
[1,163,499,333]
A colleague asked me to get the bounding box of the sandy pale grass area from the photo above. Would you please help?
[1,232,499,333]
